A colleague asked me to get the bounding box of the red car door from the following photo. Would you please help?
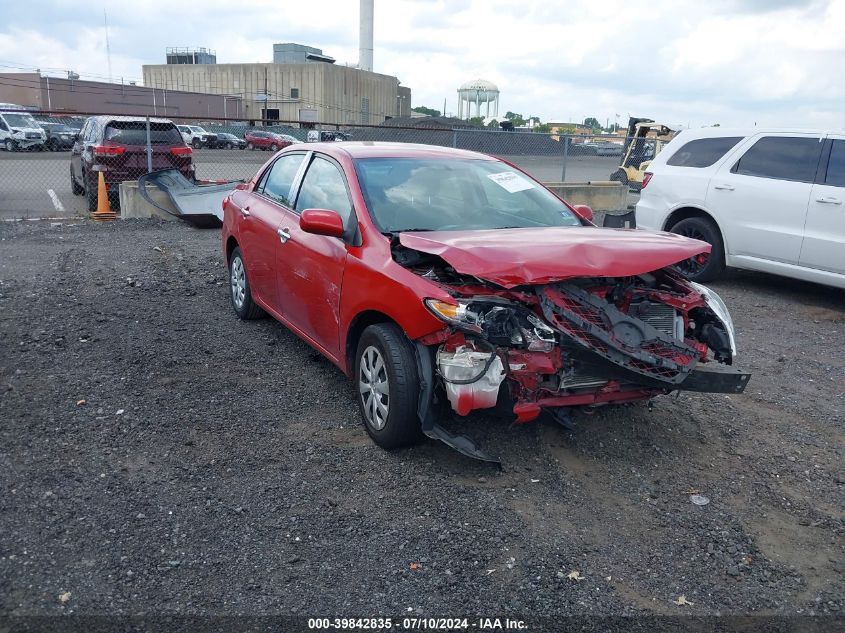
[275,154,353,359]
[237,152,307,310]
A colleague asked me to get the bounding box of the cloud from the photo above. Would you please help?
[0,0,842,127]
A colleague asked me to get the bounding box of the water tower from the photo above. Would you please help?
[457,79,499,119]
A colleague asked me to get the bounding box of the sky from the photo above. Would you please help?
[0,0,843,128]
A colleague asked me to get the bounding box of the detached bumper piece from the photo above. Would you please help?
[138,169,240,228]
[678,363,751,394]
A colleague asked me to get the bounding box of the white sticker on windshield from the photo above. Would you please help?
[487,171,534,193]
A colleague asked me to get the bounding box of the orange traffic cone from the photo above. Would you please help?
[91,171,117,222]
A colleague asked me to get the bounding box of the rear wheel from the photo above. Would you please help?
[225,142,233,149]
[85,175,98,212]
[270,143,279,152]
[670,216,726,282]
[70,166,84,195]
[229,247,264,320]
[192,138,202,149]
[246,142,254,150]
[354,324,423,449]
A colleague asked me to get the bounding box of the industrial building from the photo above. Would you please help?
[142,1,410,126]
[0,71,242,119]
[143,47,410,126]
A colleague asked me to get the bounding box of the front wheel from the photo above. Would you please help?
[5,139,15,152]
[610,169,628,186]
[270,143,279,152]
[192,138,202,149]
[229,247,264,320]
[355,324,423,449]
[670,216,726,282]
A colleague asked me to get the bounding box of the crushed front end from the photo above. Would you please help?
[398,242,750,432]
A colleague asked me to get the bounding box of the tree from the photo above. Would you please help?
[412,106,441,117]
[486,119,499,129]
[504,111,526,127]
[468,116,486,127]
[535,123,553,134]
[583,117,600,129]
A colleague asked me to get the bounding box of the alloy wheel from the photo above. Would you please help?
[230,256,246,309]
[359,346,390,430]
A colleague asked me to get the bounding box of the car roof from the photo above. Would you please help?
[88,115,175,125]
[672,126,845,141]
[303,142,496,161]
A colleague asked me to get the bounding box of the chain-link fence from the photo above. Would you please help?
[0,110,652,219]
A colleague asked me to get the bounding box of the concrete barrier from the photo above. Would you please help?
[542,181,627,212]
[118,181,179,221]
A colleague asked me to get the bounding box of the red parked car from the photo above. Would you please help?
[244,130,292,152]
[70,116,193,211]
[222,143,749,461]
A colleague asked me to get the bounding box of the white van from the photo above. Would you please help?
[635,127,845,289]
[0,110,46,151]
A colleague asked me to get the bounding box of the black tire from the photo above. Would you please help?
[669,216,726,282]
[228,247,264,320]
[85,173,98,212]
[192,138,202,149]
[354,323,423,449]
[70,166,84,195]
[270,143,279,152]
[5,139,16,152]
[226,142,233,149]
[610,169,628,185]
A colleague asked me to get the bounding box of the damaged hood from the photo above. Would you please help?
[399,227,710,288]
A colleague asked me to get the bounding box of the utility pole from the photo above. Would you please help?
[104,10,113,84]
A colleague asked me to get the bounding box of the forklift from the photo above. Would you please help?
[610,117,677,191]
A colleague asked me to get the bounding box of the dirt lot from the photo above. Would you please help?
[0,220,843,625]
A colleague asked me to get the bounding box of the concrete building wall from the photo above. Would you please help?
[142,62,408,125]
[0,72,242,119]
[0,73,43,109]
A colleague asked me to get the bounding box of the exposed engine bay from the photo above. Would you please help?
[395,240,750,434]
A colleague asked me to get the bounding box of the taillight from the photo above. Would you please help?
[642,172,653,189]
[93,145,125,157]
[171,146,192,156]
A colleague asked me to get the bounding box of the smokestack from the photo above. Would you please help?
[359,0,374,72]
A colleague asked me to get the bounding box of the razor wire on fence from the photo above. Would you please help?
[0,110,649,219]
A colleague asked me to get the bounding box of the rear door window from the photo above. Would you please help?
[104,121,183,145]
[732,136,822,183]
[666,137,743,168]
[257,153,305,207]
[824,140,845,187]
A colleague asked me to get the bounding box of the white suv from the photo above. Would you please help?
[635,128,844,288]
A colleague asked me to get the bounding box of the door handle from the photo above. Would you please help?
[816,196,842,205]
[277,227,291,243]
[240,205,251,216]
[713,184,735,191]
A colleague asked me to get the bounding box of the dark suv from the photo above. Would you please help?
[70,116,194,211]
[41,122,78,151]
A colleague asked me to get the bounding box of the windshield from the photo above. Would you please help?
[104,121,183,145]
[355,157,581,232]
[3,114,38,128]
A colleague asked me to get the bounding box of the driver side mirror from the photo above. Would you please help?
[300,208,345,238]
[572,204,594,223]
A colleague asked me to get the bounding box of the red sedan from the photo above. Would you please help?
[244,130,292,152]
[222,143,749,461]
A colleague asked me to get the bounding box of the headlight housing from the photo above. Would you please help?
[424,299,482,333]
[689,282,737,357]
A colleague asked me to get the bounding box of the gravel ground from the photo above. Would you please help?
[0,220,843,626]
